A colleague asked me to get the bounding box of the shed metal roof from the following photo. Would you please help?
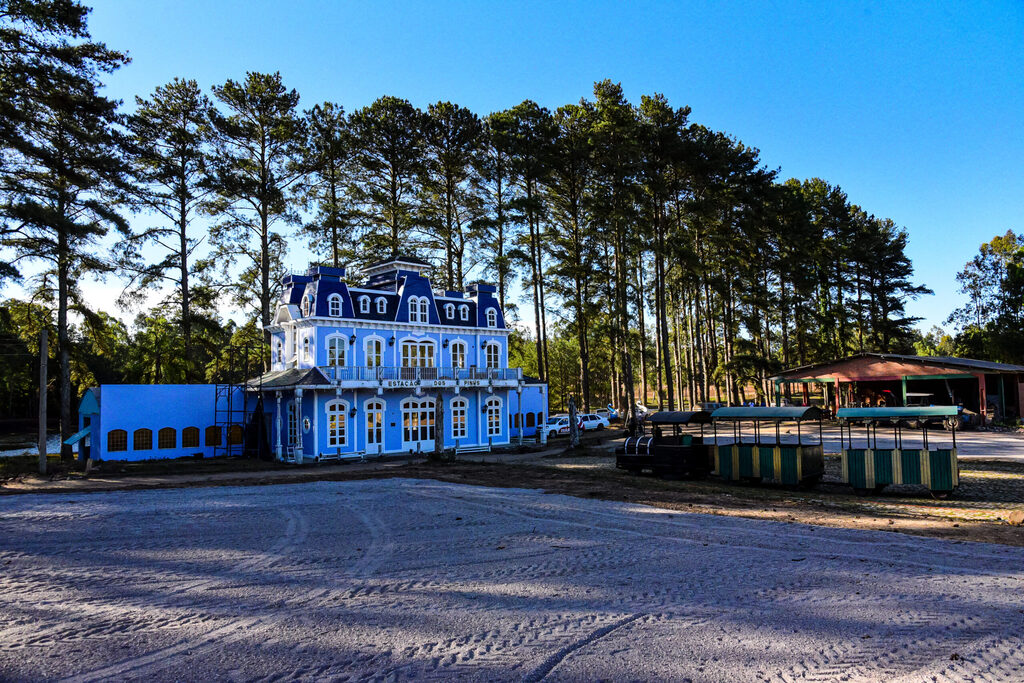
[770,352,1024,380]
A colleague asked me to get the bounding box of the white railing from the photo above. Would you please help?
[317,366,523,383]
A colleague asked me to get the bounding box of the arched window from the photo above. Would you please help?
[535,412,544,427]
[400,339,435,367]
[513,413,520,428]
[327,336,346,366]
[366,400,384,447]
[459,304,469,321]
[526,413,535,428]
[301,295,310,317]
[302,336,311,361]
[325,400,348,447]
[486,308,497,328]
[402,397,435,445]
[107,429,127,452]
[228,425,243,445]
[274,339,283,364]
[133,428,152,451]
[450,341,467,369]
[205,426,221,446]
[376,297,387,314]
[182,426,200,448]
[328,294,343,317]
[485,343,501,369]
[365,337,384,368]
[158,427,176,449]
[451,397,467,439]
[485,397,501,437]
[408,296,427,323]
[359,295,370,313]
[444,303,455,318]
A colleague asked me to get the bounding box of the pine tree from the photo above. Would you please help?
[206,71,305,340]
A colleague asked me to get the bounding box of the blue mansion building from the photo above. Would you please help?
[74,256,547,462]
[257,256,540,461]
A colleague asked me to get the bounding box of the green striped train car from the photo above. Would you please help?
[711,406,825,487]
[836,407,960,497]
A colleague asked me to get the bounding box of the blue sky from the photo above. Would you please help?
[58,1,1024,329]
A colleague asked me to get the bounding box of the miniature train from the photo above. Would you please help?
[616,405,959,497]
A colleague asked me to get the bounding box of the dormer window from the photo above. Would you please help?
[301,295,313,317]
[409,296,429,323]
[459,304,469,321]
[328,294,342,317]
[302,336,311,361]
[444,303,455,318]
[275,340,283,364]
[486,308,497,328]
[359,296,370,314]
[376,297,387,314]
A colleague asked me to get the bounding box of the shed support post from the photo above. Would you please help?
[901,376,908,407]
[833,378,841,415]
[774,380,781,407]
[975,373,987,422]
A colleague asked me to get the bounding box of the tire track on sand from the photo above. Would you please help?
[521,613,645,682]
[62,501,390,683]
[59,508,310,683]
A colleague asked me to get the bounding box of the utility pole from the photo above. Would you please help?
[38,328,47,475]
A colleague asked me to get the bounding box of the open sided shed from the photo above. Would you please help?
[770,353,1024,421]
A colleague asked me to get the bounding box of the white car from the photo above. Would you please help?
[539,416,572,439]
[579,414,610,431]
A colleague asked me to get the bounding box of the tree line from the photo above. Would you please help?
[1,0,936,457]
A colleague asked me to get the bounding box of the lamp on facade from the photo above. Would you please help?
[349,408,357,418]
[388,335,395,346]
[481,403,489,413]
[349,334,356,345]
[442,339,449,349]
[480,341,486,349]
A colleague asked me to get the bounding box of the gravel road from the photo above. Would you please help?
[1,479,1023,682]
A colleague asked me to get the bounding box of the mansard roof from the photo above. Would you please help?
[275,262,506,330]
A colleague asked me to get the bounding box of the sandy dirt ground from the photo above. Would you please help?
[2,479,1024,682]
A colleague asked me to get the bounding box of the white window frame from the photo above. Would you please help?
[328,294,343,317]
[274,339,283,365]
[485,397,502,437]
[287,402,298,446]
[302,336,311,362]
[409,296,430,323]
[364,335,385,368]
[365,399,384,448]
[459,304,469,321]
[450,340,467,369]
[301,294,313,317]
[401,396,435,446]
[485,342,501,369]
[325,400,348,447]
[451,397,467,440]
[326,334,346,367]
[359,296,370,314]
[376,297,387,314]
[400,338,436,368]
[486,308,497,328]
[444,303,455,318]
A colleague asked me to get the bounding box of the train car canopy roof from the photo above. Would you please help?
[648,411,712,425]
[711,406,823,421]
[837,406,959,420]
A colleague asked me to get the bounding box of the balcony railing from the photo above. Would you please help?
[317,365,523,383]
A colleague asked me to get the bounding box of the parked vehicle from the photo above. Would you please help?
[539,415,572,439]
[579,414,609,431]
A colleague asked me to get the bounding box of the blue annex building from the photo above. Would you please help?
[75,256,548,462]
